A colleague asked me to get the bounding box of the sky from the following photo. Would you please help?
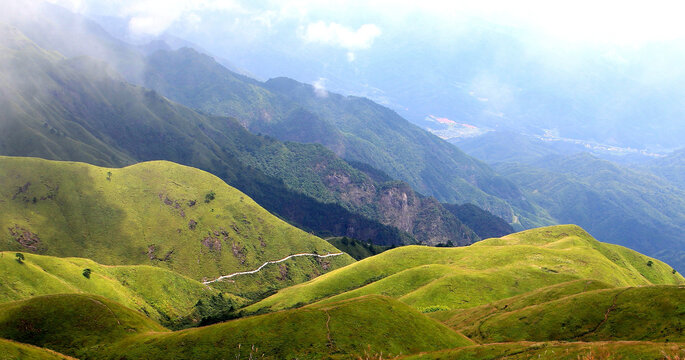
[41,0,685,150]
[49,0,685,47]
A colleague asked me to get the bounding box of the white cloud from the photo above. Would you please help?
[303,21,381,50]
[312,77,329,98]
[122,0,244,35]
[346,51,356,62]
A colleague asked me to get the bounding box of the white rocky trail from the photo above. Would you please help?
[203,252,344,284]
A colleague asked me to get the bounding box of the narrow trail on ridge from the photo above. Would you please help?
[203,252,344,284]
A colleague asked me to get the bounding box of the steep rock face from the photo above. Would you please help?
[315,164,478,246]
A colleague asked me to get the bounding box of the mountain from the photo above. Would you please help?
[0,23,480,247]
[141,46,551,228]
[244,225,684,314]
[325,237,393,260]
[442,203,514,239]
[494,153,685,272]
[453,131,572,164]
[643,148,685,190]
[9,1,546,228]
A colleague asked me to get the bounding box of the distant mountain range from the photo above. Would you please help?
[0,22,498,248]
[454,131,685,272]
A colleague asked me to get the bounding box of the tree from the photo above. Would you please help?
[15,253,24,264]
[646,260,654,267]
[83,268,92,278]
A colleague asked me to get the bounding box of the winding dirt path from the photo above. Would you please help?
[203,252,344,284]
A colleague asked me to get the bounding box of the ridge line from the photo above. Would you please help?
[203,252,344,284]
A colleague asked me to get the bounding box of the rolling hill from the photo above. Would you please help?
[0,251,248,326]
[0,294,471,359]
[460,285,684,343]
[0,294,166,358]
[243,225,684,314]
[0,339,74,360]
[0,156,354,299]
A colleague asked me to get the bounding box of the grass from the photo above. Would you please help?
[431,279,613,325]
[465,285,685,343]
[243,225,684,314]
[0,251,247,326]
[0,338,75,360]
[0,294,471,359]
[400,341,685,360]
[0,156,354,296]
[0,294,167,358]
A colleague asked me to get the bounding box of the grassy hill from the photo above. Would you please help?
[460,285,684,343]
[243,225,684,314]
[401,341,685,360]
[0,156,354,298]
[0,339,75,360]
[0,251,248,326]
[0,294,166,357]
[0,294,471,359]
[431,279,614,325]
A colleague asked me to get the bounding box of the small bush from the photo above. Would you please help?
[15,253,24,264]
[647,260,653,267]
[420,305,450,313]
[83,268,92,278]
[204,191,216,203]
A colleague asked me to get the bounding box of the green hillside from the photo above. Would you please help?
[495,153,685,272]
[0,156,353,296]
[0,294,166,357]
[469,286,685,343]
[0,251,248,326]
[244,225,684,314]
[401,341,685,360]
[0,339,74,360]
[0,294,471,359]
[432,279,614,325]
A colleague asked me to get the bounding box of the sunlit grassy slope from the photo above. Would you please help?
[0,294,470,360]
[401,341,685,360]
[0,338,75,360]
[0,156,353,287]
[0,251,247,325]
[430,279,613,324]
[0,294,166,358]
[459,285,685,343]
[244,225,684,314]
